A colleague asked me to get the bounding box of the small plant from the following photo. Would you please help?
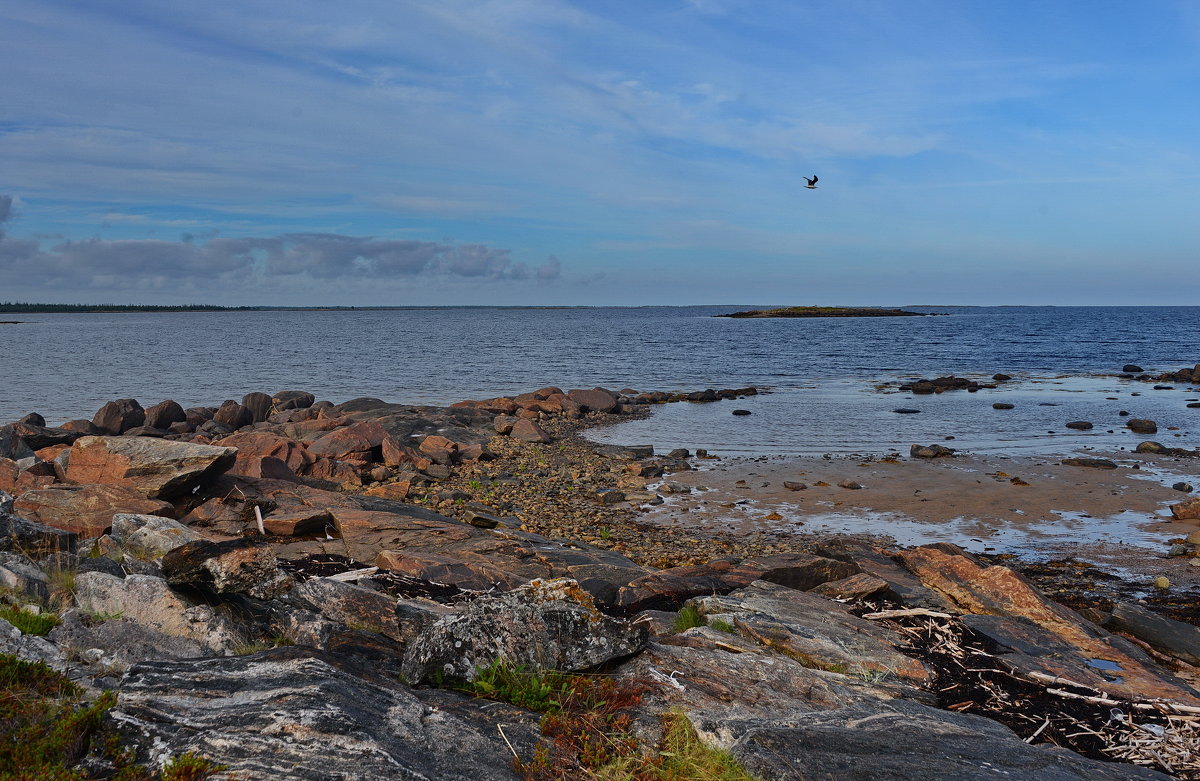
[598,526,612,540]
[709,618,737,635]
[0,604,60,636]
[672,605,707,633]
[466,479,484,491]
[160,751,226,781]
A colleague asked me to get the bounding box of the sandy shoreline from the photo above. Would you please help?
[634,450,1200,583]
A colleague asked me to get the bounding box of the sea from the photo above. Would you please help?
[4,305,1199,458]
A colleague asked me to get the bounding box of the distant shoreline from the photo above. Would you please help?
[715,306,931,318]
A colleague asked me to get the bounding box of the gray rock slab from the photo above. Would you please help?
[402,578,648,683]
[73,571,241,654]
[110,513,203,560]
[720,700,1169,781]
[110,647,540,781]
[693,580,929,684]
[1108,601,1200,666]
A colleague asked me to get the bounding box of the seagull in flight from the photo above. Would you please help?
[804,175,819,189]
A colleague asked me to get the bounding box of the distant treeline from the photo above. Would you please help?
[0,302,256,313]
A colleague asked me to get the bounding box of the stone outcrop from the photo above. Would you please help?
[110,648,541,781]
[14,484,173,537]
[899,546,1200,704]
[66,436,236,500]
[162,538,293,600]
[401,578,648,683]
[92,398,145,435]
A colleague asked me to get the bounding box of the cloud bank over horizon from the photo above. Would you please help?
[0,196,560,302]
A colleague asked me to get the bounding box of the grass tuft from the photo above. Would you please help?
[672,605,707,633]
[0,604,61,636]
[458,661,760,780]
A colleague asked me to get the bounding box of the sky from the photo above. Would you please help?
[2,0,1199,307]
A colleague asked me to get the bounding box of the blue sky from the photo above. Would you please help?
[2,0,1199,306]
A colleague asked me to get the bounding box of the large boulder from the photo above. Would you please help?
[214,430,315,476]
[110,648,540,781]
[0,491,75,553]
[307,420,391,463]
[110,513,204,560]
[1171,495,1200,521]
[241,392,274,423]
[143,400,187,430]
[92,398,145,435]
[66,436,236,500]
[162,538,293,600]
[272,390,316,411]
[14,484,173,538]
[72,571,241,653]
[0,424,35,461]
[401,578,648,683]
[567,388,618,413]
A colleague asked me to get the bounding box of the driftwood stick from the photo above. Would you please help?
[327,567,379,581]
[862,608,954,620]
[253,504,266,535]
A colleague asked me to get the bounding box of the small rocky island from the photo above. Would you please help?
[716,306,929,318]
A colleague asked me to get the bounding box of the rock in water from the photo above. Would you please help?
[401,578,648,683]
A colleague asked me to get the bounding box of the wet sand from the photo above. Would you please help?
[640,451,1200,583]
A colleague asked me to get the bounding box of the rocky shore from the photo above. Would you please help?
[2,383,1200,779]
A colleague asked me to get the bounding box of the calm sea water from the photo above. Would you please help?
[4,306,1198,456]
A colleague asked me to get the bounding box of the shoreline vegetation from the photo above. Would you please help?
[715,305,930,318]
[2,377,1200,778]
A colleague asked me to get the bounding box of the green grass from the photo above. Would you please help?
[709,619,737,635]
[672,605,707,633]
[459,661,760,780]
[0,653,225,781]
[0,604,61,636]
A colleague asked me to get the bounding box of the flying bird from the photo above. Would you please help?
[804,175,818,189]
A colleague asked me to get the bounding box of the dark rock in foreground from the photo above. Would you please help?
[111,647,540,781]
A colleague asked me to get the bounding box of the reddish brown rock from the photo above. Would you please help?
[900,546,1200,704]
[92,398,145,435]
[1171,496,1200,521]
[567,388,618,413]
[271,390,316,411]
[363,481,416,500]
[144,400,187,430]
[380,438,432,470]
[328,508,476,564]
[305,457,361,486]
[1127,418,1158,434]
[260,506,332,536]
[418,435,459,465]
[66,436,237,500]
[510,419,551,443]
[60,419,102,435]
[0,458,18,493]
[214,431,316,475]
[307,420,390,462]
[375,550,527,591]
[14,484,173,538]
[457,443,490,461]
[241,392,273,423]
[213,400,253,430]
[739,552,860,591]
[232,456,300,482]
[809,572,891,600]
